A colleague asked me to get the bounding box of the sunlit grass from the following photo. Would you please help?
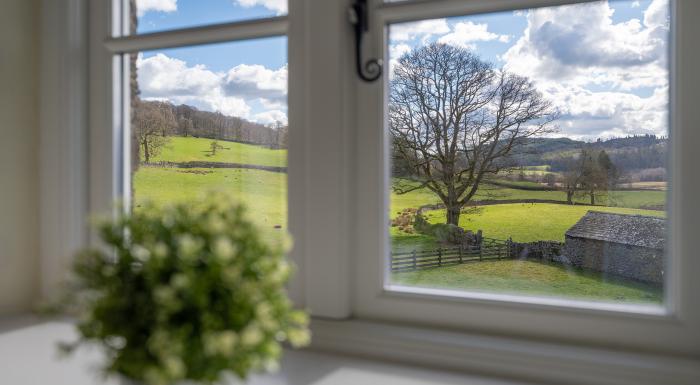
[424,203,665,242]
[133,166,287,244]
[150,136,286,167]
[392,259,662,304]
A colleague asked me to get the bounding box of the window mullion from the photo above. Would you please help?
[376,0,598,24]
[105,16,288,54]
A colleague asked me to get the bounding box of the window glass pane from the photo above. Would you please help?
[130,38,288,246]
[128,0,287,35]
[387,0,669,305]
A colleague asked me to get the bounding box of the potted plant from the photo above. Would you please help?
[59,195,310,385]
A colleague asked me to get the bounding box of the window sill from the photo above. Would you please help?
[308,317,700,385]
[0,315,529,385]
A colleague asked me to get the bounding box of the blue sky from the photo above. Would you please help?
[135,0,669,138]
[137,0,282,34]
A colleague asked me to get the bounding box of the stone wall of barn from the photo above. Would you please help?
[562,237,664,285]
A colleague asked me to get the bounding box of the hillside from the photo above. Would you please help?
[138,99,288,148]
[512,135,667,172]
[150,137,286,167]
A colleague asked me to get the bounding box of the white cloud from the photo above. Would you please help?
[541,83,668,139]
[254,110,288,126]
[235,0,287,15]
[389,43,412,59]
[631,1,641,8]
[500,0,670,140]
[390,19,450,42]
[643,0,670,29]
[502,0,669,88]
[437,21,510,50]
[136,53,288,124]
[388,43,412,77]
[135,0,177,17]
[137,54,221,98]
[224,64,287,104]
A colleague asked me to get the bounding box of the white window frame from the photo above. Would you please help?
[353,0,700,357]
[84,0,360,313]
[39,0,700,383]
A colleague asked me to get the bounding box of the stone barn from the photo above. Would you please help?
[562,211,666,285]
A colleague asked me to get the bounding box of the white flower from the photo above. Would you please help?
[289,310,309,325]
[207,214,227,233]
[212,236,237,262]
[241,324,264,347]
[257,303,278,331]
[269,261,291,283]
[177,234,202,259]
[131,244,151,261]
[162,355,185,378]
[287,328,311,348]
[219,330,238,356]
[170,273,190,290]
[204,330,239,357]
[263,357,281,373]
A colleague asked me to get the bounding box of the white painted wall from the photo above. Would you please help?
[0,0,39,314]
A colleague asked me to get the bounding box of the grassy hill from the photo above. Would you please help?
[133,166,287,244]
[150,136,286,167]
[136,137,666,243]
[134,136,664,303]
[391,179,665,212]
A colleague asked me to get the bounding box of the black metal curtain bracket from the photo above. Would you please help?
[349,0,383,82]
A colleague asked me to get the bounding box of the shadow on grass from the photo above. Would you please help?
[390,258,662,304]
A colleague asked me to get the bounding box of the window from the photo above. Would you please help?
[129,38,289,246]
[386,1,670,306]
[91,1,294,271]
[81,0,700,369]
[354,0,700,356]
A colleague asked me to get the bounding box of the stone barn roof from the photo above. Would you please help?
[565,211,666,249]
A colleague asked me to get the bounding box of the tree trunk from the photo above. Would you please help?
[143,141,150,163]
[445,206,461,226]
[566,190,574,205]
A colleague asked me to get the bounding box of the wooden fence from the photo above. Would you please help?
[391,237,511,272]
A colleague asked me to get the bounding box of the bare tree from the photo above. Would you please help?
[560,154,586,205]
[390,43,558,225]
[543,173,557,188]
[134,100,176,163]
[579,149,619,205]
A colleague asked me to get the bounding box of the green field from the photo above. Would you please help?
[392,260,661,304]
[133,166,287,243]
[151,136,286,167]
[392,203,664,252]
[391,179,665,211]
[135,136,666,302]
[425,203,664,242]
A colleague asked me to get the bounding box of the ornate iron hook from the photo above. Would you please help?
[349,0,383,82]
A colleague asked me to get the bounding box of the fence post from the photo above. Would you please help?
[438,248,442,266]
[508,237,513,259]
[458,245,463,264]
[412,250,416,270]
